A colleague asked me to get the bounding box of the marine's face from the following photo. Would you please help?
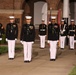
[26,19,31,24]
[71,21,74,25]
[42,21,45,24]
[10,19,14,23]
[51,19,55,24]
[61,21,64,25]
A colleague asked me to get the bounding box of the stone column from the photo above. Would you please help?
[63,0,69,25]
[63,0,69,19]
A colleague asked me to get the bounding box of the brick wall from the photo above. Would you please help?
[0,0,62,40]
[0,0,24,9]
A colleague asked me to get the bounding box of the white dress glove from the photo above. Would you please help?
[20,41,23,44]
[47,40,50,43]
[67,35,69,38]
[38,35,40,37]
[15,38,17,41]
[6,38,8,42]
[32,42,34,44]
[0,38,2,40]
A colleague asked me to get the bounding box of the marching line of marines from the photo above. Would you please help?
[0,15,76,63]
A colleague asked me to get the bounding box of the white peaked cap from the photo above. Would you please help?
[51,16,56,19]
[42,19,45,21]
[61,19,64,22]
[71,19,74,21]
[25,16,32,19]
[9,16,15,19]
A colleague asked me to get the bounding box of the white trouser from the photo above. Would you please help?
[49,41,58,59]
[0,38,2,40]
[23,42,32,61]
[8,40,15,58]
[60,36,66,48]
[40,35,46,48]
[69,36,74,49]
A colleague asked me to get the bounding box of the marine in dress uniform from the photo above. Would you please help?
[68,19,76,50]
[59,19,67,49]
[39,19,47,48]
[0,23,4,41]
[20,16,35,62]
[6,16,18,59]
[47,16,60,61]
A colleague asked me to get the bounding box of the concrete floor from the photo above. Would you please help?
[0,42,76,75]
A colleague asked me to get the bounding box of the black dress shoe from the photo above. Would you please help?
[24,61,31,63]
[60,48,64,49]
[70,48,74,50]
[9,58,14,60]
[24,61,28,63]
[40,47,44,49]
[50,59,56,61]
